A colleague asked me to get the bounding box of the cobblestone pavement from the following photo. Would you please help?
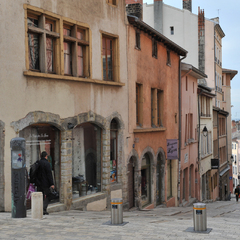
[0,197,240,240]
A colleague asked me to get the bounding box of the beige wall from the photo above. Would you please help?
[0,0,128,211]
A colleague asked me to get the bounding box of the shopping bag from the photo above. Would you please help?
[27,183,35,200]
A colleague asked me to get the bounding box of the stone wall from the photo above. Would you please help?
[126,3,142,19]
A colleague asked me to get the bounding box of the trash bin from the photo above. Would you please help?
[111,198,123,225]
[193,203,207,231]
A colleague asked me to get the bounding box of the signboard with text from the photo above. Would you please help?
[211,159,219,169]
[167,139,178,159]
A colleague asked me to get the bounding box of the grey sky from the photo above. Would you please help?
[143,0,240,120]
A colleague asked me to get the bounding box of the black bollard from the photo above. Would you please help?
[10,137,26,218]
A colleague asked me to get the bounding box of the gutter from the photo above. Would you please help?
[178,54,187,205]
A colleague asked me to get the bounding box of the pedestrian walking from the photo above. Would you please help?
[36,151,55,215]
[234,185,240,202]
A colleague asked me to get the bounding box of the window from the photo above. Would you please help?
[64,24,89,77]
[110,119,118,183]
[167,50,171,66]
[201,95,211,117]
[102,33,119,82]
[219,117,226,136]
[185,113,193,143]
[107,0,117,5]
[170,26,174,35]
[152,39,157,58]
[27,13,59,73]
[135,31,141,49]
[201,131,212,158]
[26,7,90,79]
[136,83,143,126]
[186,76,188,91]
[151,88,163,127]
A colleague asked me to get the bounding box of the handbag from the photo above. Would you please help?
[49,187,59,200]
[27,183,35,200]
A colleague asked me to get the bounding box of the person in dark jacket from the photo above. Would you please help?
[234,185,240,202]
[37,151,54,215]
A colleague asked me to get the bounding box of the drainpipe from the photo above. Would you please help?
[217,110,220,200]
[178,55,186,205]
[197,89,203,201]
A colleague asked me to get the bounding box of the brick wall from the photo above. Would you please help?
[126,0,143,4]
[198,7,205,73]
[183,0,192,12]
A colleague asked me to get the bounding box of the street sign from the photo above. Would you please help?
[229,176,232,180]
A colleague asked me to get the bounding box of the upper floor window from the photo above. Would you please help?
[201,96,211,117]
[135,31,141,50]
[63,24,88,77]
[152,39,157,58]
[151,88,164,127]
[26,7,90,78]
[27,13,59,73]
[136,83,143,126]
[167,50,171,66]
[170,26,174,35]
[107,0,117,6]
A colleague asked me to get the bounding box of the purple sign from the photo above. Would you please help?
[167,139,178,159]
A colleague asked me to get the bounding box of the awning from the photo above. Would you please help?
[220,166,230,177]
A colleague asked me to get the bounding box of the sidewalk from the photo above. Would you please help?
[0,197,239,240]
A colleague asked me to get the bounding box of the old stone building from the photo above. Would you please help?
[0,0,129,212]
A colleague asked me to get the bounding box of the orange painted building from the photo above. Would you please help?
[125,15,187,209]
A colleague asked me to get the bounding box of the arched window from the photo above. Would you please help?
[110,119,118,182]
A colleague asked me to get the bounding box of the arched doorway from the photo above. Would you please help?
[20,123,61,204]
[141,153,151,207]
[156,152,165,205]
[128,157,135,209]
[72,122,101,197]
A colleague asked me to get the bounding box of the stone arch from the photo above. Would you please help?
[0,120,5,211]
[155,147,166,205]
[139,146,155,170]
[10,111,63,132]
[126,149,139,209]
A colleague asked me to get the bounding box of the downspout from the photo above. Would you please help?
[198,89,203,201]
[226,113,229,197]
[217,110,220,200]
[178,55,186,205]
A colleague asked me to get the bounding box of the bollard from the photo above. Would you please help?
[111,198,123,225]
[31,192,43,219]
[193,203,207,231]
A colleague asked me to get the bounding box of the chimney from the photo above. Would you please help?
[198,7,205,73]
[126,0,143,19]
[183,0,192,12]
[154,0,163,34]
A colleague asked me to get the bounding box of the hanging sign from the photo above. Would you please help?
[211,159,219,169]
[167,139,178,159]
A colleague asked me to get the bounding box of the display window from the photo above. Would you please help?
[72,123,102,198]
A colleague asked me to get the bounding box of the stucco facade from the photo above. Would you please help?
[0,0,129,212]
[126,15,187,209]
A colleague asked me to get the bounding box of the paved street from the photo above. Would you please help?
[0,196,240,240]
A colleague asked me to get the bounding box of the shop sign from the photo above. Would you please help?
[211,159,219,169]
[167,139,178,159]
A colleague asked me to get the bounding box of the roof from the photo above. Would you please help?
[197,84,216,98]
[215,24,225,38]
[222,68,238,80]
[213,106,229,116]
[181,62,207,79]
[127,15,188,57]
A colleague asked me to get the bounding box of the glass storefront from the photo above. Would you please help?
[72,123,101,198]
[20,124,61,199]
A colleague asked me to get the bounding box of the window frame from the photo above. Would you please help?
[135,30,141,50]
[136,83,143,127]
[101,31,119,82]
[152,39,158,58]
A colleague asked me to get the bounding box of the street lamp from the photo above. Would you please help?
[202,126,208,137]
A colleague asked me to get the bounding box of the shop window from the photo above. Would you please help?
[72,123,102,198]
[136,83,143,126]
[102,34,118,81]
[20,124,61,205]
[167,160,172,199]
[141,154,151,207]
[110,119,118,183]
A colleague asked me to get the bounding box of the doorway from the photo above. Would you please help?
[128,157,135,209]
[141,154,151,207]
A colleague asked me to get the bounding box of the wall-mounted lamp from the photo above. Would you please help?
[67,123,75,130]
[202,126,208,137]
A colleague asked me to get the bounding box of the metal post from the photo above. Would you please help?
[10,137,26,218]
